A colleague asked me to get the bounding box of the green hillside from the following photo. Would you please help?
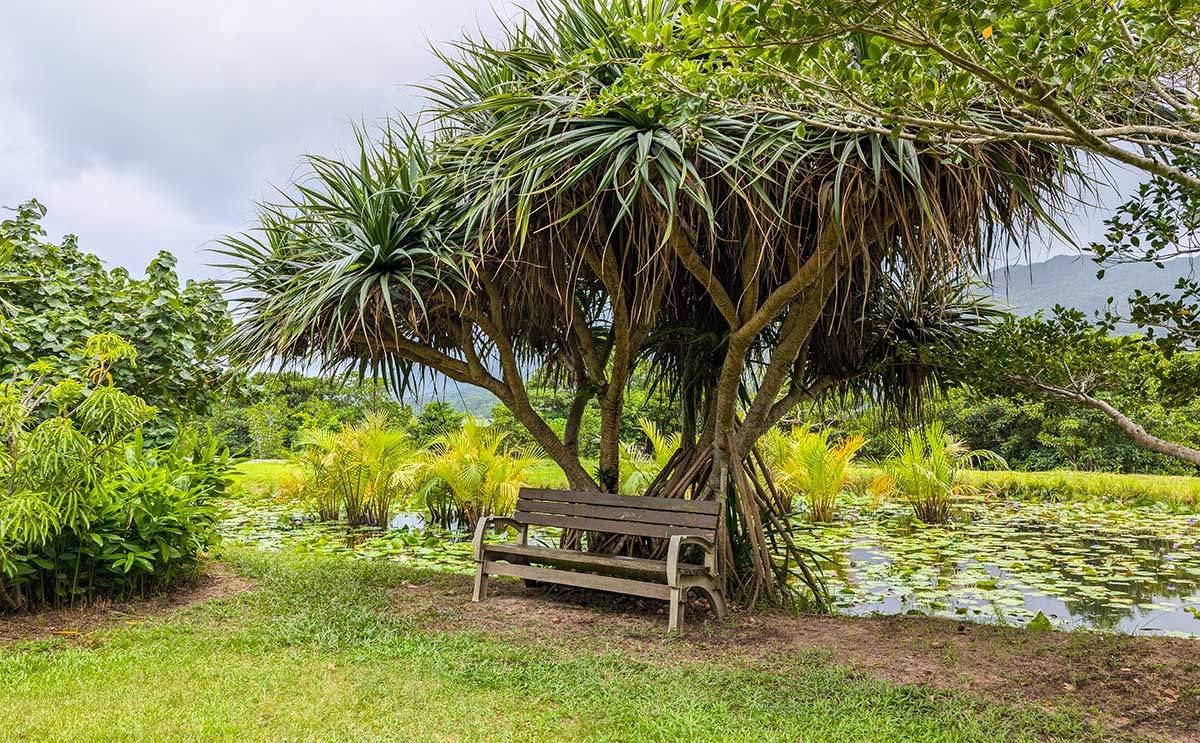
[988,254,1194,317]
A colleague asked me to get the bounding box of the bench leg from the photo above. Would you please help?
[668,587,684,632]
[708,585,728,620]
[472,562,488,602]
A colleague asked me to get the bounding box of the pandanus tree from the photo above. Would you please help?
[219,0,1072,606]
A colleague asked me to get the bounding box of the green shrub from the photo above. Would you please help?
[0,200,230,426]
[420,417,540,528]
[204,372,414,455]
[281,414,423,528]
[940,387,1200,475]
[0,339,233,611]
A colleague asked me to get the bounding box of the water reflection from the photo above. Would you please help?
[798,498,1200,637]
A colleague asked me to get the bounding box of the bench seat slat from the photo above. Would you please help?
[515,498,718,530]
[482,561,671,600]
[519,488,720,516]
[513,512,711,539]
[483,542,708,578]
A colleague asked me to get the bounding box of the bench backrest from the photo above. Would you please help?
[513,488,720,541]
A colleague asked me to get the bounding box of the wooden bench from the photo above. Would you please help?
[471,488,727,631]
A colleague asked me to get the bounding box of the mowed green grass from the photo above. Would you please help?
[525,456,576,489]
[958,468,1200,507]
[847,466,1199,507]
[0,550,1115,743]
[229,459,299,498]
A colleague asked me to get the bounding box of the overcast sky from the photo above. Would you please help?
[0,0,518,281]
[2,0,1135,284]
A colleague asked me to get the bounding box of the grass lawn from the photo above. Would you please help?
[844,466,1200,508]
[230,459,298,498]
[957,468,1200,507]
[0,550,1128,743]
[525,456,575,489]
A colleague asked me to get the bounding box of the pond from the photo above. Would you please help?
[792,496,1200,637]
[220,500,479,575]
[218,494,1200,638]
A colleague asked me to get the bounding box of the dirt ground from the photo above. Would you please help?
[3,566,1196,742]
[0,565,252,645]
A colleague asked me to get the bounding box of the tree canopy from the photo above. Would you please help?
[0,200,230,423]
[220,0,1075,605]
[677,0,1200,345]
[955,308,1200,466]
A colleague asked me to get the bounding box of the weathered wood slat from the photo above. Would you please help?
[482,561,672,600]
[473,487,729,632]
[519,488,720,515]
[515,498,718,531]
[512,512,710,539]
[483,543,707,578]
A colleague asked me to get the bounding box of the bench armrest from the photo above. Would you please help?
[666,534,718,585]
[471,516,528,561]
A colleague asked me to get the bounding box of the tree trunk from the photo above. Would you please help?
[1036,383,1200,468]
[597,389,624,492]
[563,387,592,459]
[0,578,24,612]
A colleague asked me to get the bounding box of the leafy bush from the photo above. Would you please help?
[940,387,1200,475]
[0,200,230,426]
[0,338,233,611]
[786,384,1200,477]
[409,401,464,445]
[869,422,1005,524]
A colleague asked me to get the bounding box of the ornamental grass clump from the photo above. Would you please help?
[870,422,1006,524]
[768,427,866,523]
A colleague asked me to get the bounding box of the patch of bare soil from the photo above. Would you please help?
[388,576,1200,743]
[0,562,253,645]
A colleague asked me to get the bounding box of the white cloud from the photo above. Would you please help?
[30,166,228,280]
[1,0,510,279]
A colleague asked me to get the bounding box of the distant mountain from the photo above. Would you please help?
[987,254,1196,318]
[404,383,499,419]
